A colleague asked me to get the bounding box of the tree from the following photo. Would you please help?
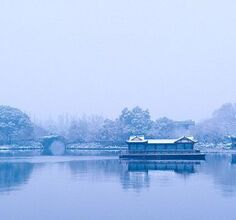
[148,118,195,138]
[148,117,175,138]
[67,115,104,143]
[194,119,224,143]
[99,119,123,142]
[194,103,236,143]
[0,106,34,144]
[118,106,152,138]
[67,119,88,143]
[213,103,236,121]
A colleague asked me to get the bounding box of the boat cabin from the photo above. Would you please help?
[126,135,197,153]
[231,136,236,149]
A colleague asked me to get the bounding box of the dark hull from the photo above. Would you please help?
[119,153,205,160]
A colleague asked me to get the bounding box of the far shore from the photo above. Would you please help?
[0,144,236,154]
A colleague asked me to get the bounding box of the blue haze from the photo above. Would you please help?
[0,0,236,121]
[0,154,236,220]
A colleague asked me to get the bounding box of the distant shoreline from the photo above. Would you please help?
[0,145,236,154]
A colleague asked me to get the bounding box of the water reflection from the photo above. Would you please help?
[1,152,236,195]
[231,154,236,164]
[119,160,201,191]
[68,159,122,179]
[202,154,236,196]
[0,162,35,193]
[126,160,199,174]
[1,152,236,220]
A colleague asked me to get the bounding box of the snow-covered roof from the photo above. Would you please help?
[148,139,177,144]
[148,136,196,144]
[127,135,148,143]
[127,136,196,144]
[41,135,61,139]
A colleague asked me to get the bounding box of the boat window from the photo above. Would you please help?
[177,144,184,149]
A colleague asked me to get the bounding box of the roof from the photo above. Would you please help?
[148,139,177,144]
[127,136,196,144]
[126,135,148,143]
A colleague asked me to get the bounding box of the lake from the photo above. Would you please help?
[0,152,236,220]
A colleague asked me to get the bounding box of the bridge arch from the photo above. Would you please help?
[39,135,66,155]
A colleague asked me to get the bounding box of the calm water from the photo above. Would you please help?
[0,152,236,220]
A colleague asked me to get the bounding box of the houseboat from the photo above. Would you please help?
[119,135,205,160]
[230,136,236,149]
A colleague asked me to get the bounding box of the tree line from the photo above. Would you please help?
[0,103,236,145]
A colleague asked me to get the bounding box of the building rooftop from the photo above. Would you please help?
[127,135,148,143]
[127,136,196,144]
[148,139,179,144]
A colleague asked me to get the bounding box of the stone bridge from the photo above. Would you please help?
[38,135,124,155]
[38,135,66,155]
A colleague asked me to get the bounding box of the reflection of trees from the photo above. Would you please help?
[0,162,34,193]
[65,149,120,157]
[67,159,199,191]
[120,170,150,191]
[0,150,41,157]
[3,154,236,195]
[201,154,236,196]
[68,159,122,178]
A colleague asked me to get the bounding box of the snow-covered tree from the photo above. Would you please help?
[118,106,152,138]
[147,117,195,138]
[67,119,89,143]
[148,117,175,138]
[0,106,34,144]
[195,103,236,142]
[99,119,123,142]
[67,115,104,143]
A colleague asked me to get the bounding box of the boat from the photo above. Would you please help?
[119,135,205,160]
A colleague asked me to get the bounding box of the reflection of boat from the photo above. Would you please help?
[120,136,205,160]
[120,153,205,160]
[231,154,236,164]
[124,160,200,174]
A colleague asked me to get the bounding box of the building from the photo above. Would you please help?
[173,120,195,130]
[231,136,236,149]
[126,135,197,153]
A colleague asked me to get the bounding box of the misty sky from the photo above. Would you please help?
[0,0,236,121]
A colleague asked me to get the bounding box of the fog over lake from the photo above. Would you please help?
[0,1,236,219]
[0,0,236,121]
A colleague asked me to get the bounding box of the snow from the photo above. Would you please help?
[128,136,196,144]
[148,139,177,144]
